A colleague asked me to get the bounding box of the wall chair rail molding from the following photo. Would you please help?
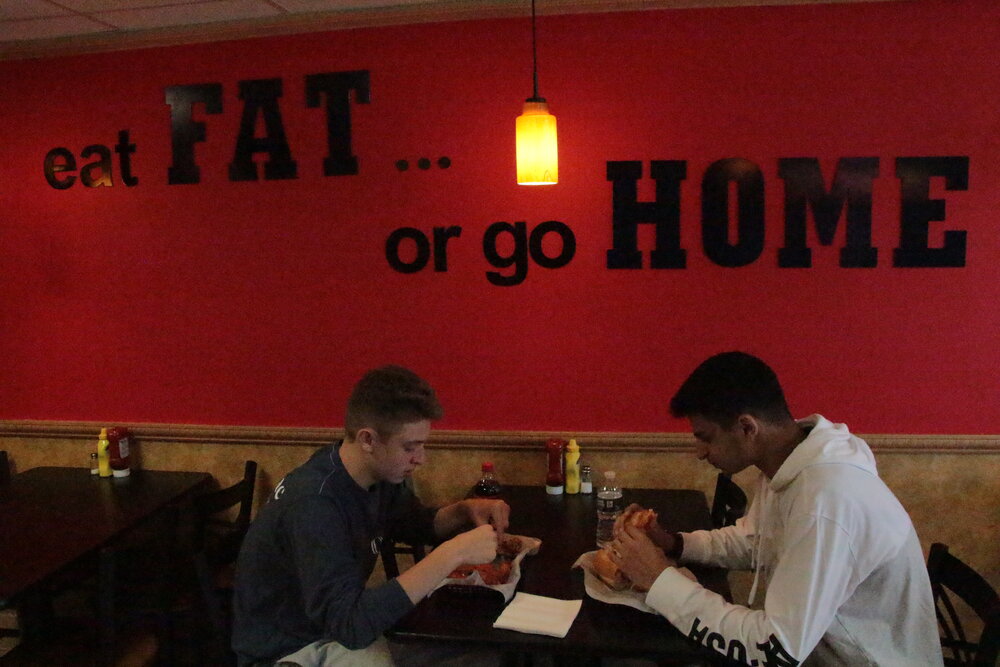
[2,420,998,455]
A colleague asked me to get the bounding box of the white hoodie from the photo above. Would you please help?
[645,415,943,666]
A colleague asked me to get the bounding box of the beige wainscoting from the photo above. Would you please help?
[2,420,998,598]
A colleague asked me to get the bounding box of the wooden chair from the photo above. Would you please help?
[927,542,1000,666]
[380,539,426,579]
[0,455,15,650]
[710,473,747,528]
[0,546,160,667]
[379,478,427,579]
[189,460,257,666]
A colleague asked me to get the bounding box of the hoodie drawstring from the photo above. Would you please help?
[747,475,770,607]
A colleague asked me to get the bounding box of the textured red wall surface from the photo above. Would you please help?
[1,0,997,433]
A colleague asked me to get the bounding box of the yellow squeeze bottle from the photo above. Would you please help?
[565,439,581,494]
[97,428,112,478]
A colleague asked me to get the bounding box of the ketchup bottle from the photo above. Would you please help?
[545,438,565,495]
[107,426,132,478]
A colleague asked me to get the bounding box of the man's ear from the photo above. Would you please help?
[737,414,759,439]
[358,428,376,453]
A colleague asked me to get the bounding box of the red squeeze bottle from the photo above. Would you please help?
[545,439,566,495]
[106,426,132,478]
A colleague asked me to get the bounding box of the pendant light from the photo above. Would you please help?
[516,0,558,185]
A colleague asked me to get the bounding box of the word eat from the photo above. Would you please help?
[606,157,969,268]
[43,131,139,189]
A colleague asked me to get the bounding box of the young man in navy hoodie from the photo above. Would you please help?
[610,351,942,666]
[233,365,509,666]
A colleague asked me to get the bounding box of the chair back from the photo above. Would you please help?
[191,460,257,665]
[380,540,426,579]
[379,477,427,579]
[710,472,747,528]
[192,460,257,565]
[927,542,1000,666]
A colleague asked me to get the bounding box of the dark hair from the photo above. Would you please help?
[345,365,443,440]
[669,351,791,428]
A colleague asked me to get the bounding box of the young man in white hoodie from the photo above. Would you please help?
[610,351,942,666]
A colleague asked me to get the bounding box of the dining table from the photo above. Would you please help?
[388,484,732,665]
[0,465,212,660]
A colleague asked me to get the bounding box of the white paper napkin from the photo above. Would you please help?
[492,592,582,638]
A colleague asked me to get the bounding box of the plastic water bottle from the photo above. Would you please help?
[596,470,623,547]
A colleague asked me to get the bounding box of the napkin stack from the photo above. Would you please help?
[492,592,582,638]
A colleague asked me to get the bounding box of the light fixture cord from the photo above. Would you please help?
[530,0,542,101]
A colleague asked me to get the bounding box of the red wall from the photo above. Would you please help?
[1,0,997,433]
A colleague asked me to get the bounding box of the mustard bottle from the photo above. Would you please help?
[565,438,581,494]
[97,428,112,478]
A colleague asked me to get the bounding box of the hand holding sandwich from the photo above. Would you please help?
[614,503,677,553]
[610,523,676,592]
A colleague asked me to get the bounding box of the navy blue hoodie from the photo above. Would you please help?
[232,442,438,665]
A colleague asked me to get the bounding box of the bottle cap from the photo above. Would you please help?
[99,427,107,438]
[482,461,494,472]
[582,465,591,472]
[566,439,579,452]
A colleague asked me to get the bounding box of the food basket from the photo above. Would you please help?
[432,534,541,603]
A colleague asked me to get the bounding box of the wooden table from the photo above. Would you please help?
[388,485,729,664]
[0,466,212,661]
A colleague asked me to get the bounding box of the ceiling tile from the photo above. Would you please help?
[0,14,111,40]
[94,0,282,30]
[0,0,73,21]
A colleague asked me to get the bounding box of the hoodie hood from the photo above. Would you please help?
[770,414,878,492]
[747,414,878,606]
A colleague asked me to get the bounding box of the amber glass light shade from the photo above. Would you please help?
[516,100,558,185]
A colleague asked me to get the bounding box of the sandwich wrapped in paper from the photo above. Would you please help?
[573,506,697,613]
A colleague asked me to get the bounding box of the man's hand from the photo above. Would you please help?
[610,524,675,591]
[462,498,510,535]
[614,503,676,554]
[397,524,498,604]
[439,524,498,566]
[432,498,510,541]
[613,503,644,537]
